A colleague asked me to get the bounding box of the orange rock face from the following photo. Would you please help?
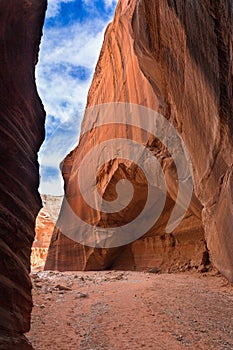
[46,0,233,281]
[31,195,63,270]
[0,0,46,347]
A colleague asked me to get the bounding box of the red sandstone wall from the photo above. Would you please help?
[46,0,233,281]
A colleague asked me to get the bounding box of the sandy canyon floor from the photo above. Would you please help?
[27,270,233,350]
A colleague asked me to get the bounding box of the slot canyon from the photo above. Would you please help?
[0,0,232,349]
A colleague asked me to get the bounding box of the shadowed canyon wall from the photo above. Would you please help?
[0,0,46,348]
[46,0,233,281]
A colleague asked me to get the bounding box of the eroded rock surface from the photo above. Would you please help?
[31,195,63,270]
[46,0,233,280]
[0,0,46,347]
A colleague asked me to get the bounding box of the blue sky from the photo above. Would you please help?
[37,0,117,195]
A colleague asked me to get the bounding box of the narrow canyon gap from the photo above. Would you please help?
[45,0,233,282]
[0,0,46,348]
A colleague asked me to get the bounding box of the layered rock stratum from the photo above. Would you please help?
[0,0,46,348]
[46,0,233,281]
[31,195,63,270]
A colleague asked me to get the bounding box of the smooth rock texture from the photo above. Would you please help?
[0,0,46,347]
[46,0,232,280]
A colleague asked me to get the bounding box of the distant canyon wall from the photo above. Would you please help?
[31,195,63,271]
[0,1,46,348]
[46,0,233,281]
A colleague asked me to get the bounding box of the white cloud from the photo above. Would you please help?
[103,0,117,8]
[46,0,76,19]
[37,1,117,195]
[39,174,64,195]
[82,0,117,10]
[36,16,108,124]
[39,117,80,168]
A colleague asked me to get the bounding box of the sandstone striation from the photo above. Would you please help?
[0,0,46,347]
[46,0,233,281]
[31,195,63,270]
